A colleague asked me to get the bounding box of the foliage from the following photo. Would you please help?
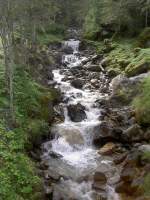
[83,0,150,39]
[0,122,42,200]
[133,77,150,125]
[0,65,55,199]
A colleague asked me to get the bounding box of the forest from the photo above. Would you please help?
[0,0,150,200]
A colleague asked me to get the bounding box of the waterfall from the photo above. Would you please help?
[41,38,121,200]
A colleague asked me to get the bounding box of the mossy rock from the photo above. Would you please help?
[125,60,150,77]
[125,48,150,77]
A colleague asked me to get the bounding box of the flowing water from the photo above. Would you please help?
[41,39,120,200]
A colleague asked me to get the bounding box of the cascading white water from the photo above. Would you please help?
[62,39,87,67]
[64,39,80,52]
[42,39,120,200]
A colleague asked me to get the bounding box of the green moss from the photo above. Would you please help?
[125,48,150,77]
[86,38,150,78]
[105,39,135,72]
[133,77,150,126]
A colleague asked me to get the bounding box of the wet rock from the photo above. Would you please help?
[67,103,87,122]
[93,121,123,145]
[44,169,60,180]
[71,79,84,89]
[93,172,107,191]
[62,46,74,54]
[47,71,54,80]
[98,142,116,155]
[51,125,84,146]
[54,104,65,121]
[65,130,84,145]
[49,151,63,159]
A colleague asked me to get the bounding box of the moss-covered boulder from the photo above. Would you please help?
[125,49,150,77]
[125,60,150,77]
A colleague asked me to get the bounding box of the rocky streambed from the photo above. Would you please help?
[39,38,150,200]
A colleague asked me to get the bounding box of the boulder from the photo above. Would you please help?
[67,103,87,122]
[110,72,150,106]
[71,79,84,89]
[51,125,84,146]
[93,121,123,145]
[62,46,73,54]
[65,130,84,145]
[98,142,116,155]
[125,61,150,77]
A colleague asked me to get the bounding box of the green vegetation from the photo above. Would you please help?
[125,48,150,77]
[37,33,64,45]
[85,36,150,78]
[0,123,43,200]
[0,0,149,199]
[0,62,56,199]
[83,0,150,40]
[133,77,150,126]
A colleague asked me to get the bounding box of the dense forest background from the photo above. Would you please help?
[0,0,150,199]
